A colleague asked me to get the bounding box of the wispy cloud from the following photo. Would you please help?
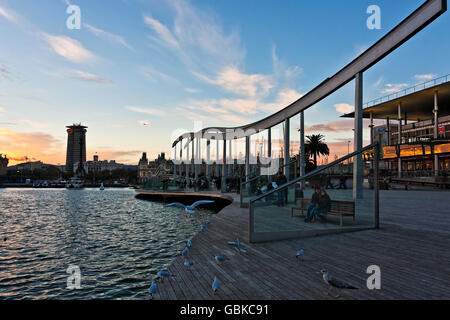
[334,103,354,114]
[124,105,166,116]
[306,120,354,133]
[380,83,409,94]
[19,119,47,128]
[194,66,273,98]
[140,65,178,83]
[42,33,96,63]
[414,74,437,81]
[69,70,113,84]
[144,15,180,49]
[84,23,133,50]
[0,5,17,23]
[0,106,5,115]
[185,88,201,93]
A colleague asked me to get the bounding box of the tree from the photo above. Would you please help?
[305,134,330,168]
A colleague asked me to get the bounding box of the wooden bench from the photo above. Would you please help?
[291,198,355,226]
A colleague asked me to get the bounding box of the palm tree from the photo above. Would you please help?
[305,134,330,168]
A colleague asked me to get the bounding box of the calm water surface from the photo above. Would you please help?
[0,188,212,299]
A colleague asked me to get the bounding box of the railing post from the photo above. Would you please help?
[249,202,254,243]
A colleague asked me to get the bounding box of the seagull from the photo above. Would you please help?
[296,249,305,260]
[228,238,247,253]
[165,200,215,214]
[215,255,228,262]
[184,259,195,267]
[212,276,220,294]
[149,280,157,299]
[181,246,189,257]
[187,239,192,247]
[318,269,358,298]
[156,270,174,283]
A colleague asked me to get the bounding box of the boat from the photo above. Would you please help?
[65,178,84,189]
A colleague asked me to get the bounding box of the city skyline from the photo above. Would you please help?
[1,0,449,165]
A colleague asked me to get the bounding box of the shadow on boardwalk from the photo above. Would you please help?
[156,190,450,300]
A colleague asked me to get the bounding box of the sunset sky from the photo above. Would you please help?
[0,0,449,166]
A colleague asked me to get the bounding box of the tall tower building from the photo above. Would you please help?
[65,124,87,176]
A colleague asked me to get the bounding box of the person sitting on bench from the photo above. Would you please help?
[305,188,330,223]
[305,186,321,222]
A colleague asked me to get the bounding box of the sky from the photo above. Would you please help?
[0,0,449,166]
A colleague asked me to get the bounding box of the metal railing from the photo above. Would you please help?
[364,74,449,109]
[248,142,380,242]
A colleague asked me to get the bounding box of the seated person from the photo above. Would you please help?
[306,188,330,223]
[305,186,321,222]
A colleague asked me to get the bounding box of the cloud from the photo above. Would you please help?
[0,106,5,115]
[373,76,383,88]
[69,70,113,84]
[124,105,166,116]
[334,103,354,114]
[19,119,47,128]
[414,74,437,81]
[144,15,180,49]
[195,65,273,98]
[0,5,17,23]
[306,120,354,133]
[380,83,409,94]
[140,65,178,83]
[185,88,201,93]
[84,23,133,50]
[0,128,64,165]
[42,33,96,63]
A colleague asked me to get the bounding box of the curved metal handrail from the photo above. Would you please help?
[172,0,446,147]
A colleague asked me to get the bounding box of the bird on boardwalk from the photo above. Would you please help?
[164,200,214,214]
[181,246,189,257]
[184,259,195,267]
[296,249,305,260]
[212,276,220,294]
[318,269,358,298]
[187,239,192,247]
[228,238,247,253]
[215,255,228,262]
[156,270,174,283]
[149,280,157,299]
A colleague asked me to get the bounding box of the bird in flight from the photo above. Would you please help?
[165,200,214,214]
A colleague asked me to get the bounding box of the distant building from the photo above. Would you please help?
[138,152,149,183]
[14,161,44,171]
[86,155,124,172]
[0,154,8,175]
[65,124,88,177]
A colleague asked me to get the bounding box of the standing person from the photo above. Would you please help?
[276,172,288,207]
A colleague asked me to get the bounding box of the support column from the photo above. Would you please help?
[284,118,290,180]
[300,112,306,189]
[195,137,199,181]
[191,136,194,179]
[179,139,183,178]
[173,144,177,178]
[228,139,233,177]
[353,72,363,199]
[222,139,227,192]
[386,117,391,145]
[206,139,211,181]
[369,112,374,144]
[268,128,272,182]
[434,90,439,177]
[245,136,250,181]
[398,103,403,178]
[216,139,220,177]
[186,139,190,187]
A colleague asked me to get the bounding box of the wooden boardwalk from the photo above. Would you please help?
[155,190,450,300]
